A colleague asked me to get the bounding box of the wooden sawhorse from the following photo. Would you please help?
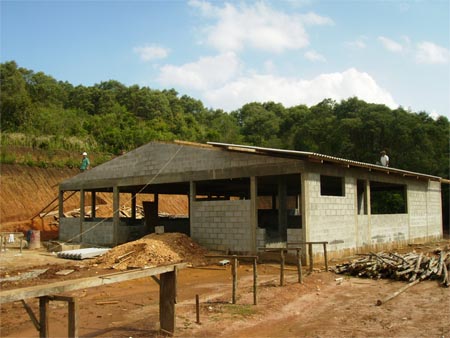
[0,263,186,337]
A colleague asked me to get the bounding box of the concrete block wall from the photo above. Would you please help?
[426,180,443,238]
[59,218,114,246]
[408,183,429,240]
[59,218,80,242]
[356,215,370,247]
[82,220,114,246]
[60,218,147,246]
[306,173,357,254]
[190,199,252,252]
[257,228,266,249]
[287,228,303,245]
[370,214,408,245]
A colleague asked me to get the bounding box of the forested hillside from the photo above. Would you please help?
[1,60,449,227]
[1,60,449,179]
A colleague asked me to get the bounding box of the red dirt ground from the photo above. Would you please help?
[0,164,449,337]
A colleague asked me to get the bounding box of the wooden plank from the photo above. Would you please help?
[0,263,187,304]
[160,270,176,334]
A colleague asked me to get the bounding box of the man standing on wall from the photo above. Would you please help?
[80,152,90,171]
[380,150,389,167]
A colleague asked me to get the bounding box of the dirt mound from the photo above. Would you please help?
[96,232,209,270]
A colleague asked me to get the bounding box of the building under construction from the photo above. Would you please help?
[58,141,444,258]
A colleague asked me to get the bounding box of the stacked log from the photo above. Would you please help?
[334,250,449,287]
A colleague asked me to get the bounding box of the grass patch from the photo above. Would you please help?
[222,304,257,318]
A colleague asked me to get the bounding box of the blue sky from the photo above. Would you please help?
[1,0,449,118]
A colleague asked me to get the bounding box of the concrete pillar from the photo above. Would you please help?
[301,173,309,264]
[366,180,372,246]
[278,177,287,241]
[80,189,85,243]
[131,193,137,220]
[250,176,258,253]
[91,191,96,218]
[58,190,64,220]
[113,186,120,246]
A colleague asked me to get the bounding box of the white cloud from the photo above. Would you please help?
[157,52,241,90]
[304,50,326,62]
[189,1,332,53]
[300,12,334,26]
[202,68,397,111]
[133,45,169,61]
[346,36,367,49]
[378,36,403,53]
[415,41,450,64]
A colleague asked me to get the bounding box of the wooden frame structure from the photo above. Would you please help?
[205,255,258,305]
[287,241,329,272]
[0,263,186,337]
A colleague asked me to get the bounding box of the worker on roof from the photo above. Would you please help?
[80,151,90,172]
[380,150,389,167]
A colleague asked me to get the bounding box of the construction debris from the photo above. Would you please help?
[96,232,208,270]
[334,250,450,287]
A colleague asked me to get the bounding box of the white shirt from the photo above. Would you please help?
[380,154,389,166]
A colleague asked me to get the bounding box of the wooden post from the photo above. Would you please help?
[39,296,49,338]
[68,298,78,338]
[195,294,200,324]
[323,242,328,271]
[160,270,176,334]
[308,243,313,273]
[296,249,303,284]
[232,256,238,304]
[280,249,285,286]
[253,258,258,305]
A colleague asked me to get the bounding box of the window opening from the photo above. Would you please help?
[320,175,345,196]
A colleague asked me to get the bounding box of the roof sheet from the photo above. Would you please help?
[207,141,442,181]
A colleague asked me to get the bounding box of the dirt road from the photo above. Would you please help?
[1,247,449,338]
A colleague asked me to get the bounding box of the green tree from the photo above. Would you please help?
[0,61,33,130]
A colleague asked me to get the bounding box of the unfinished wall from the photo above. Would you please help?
[59,218,147,246]
[190,199,252,252]
[304,168,442,258]
[408,180,442,241]
[305,172,357,254]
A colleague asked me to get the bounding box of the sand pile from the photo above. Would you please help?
[97,232,208,270]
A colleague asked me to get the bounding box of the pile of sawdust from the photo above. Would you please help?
[96,232,209,270]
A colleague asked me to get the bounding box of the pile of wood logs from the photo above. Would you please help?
[334,250,449,287]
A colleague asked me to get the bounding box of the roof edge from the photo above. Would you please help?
[207,141,442,182]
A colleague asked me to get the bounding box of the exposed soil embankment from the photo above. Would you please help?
[0,164,189,238]
[0,164,79,223]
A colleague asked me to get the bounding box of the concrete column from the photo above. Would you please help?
[131,193,136,220]
[58,190,64,220]
[278,176,287,241]
[113,186,120,246]
[366,180,372,246]
[80,189,85,243]
[91,191,96,218]
[250,176,258,253]
[301,173,309,264]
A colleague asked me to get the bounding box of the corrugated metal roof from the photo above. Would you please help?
[207,141,442,182]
